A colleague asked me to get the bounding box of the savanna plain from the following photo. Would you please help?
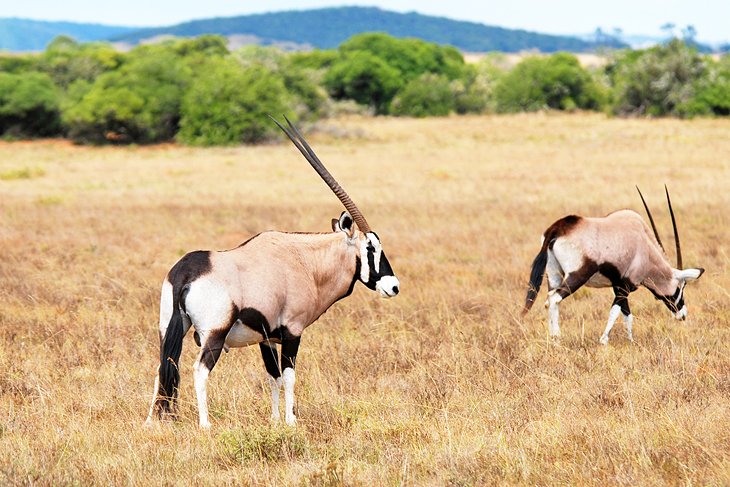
[1,113,729,486]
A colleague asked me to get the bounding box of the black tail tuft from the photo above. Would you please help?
[523,245,549,315]
[156,309,184,418]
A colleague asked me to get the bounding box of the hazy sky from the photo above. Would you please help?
[3,0,728,43]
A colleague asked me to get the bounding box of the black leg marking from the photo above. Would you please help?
[200,329,228,372]
[556,261,598,300]
[612,286,632,316]
[260,342,281,379]
[281,335,301,371]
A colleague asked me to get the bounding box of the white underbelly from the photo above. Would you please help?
[225,321,264,348]
[585,272,612,288]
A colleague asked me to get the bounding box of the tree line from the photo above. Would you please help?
[0,33,728,145]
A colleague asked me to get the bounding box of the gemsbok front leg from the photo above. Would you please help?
[193,329,228,429]
[280,335,301,425]
[600,286,634,345]
[259,342,282,422]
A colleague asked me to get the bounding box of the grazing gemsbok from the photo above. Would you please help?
[523,186,704,345]
[145,117,400,428]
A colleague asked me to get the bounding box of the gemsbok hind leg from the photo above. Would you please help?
[544,253,565,337]
[193,329,227,429]
[546,262,597,338]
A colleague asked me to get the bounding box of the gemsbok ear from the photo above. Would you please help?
[674,268,705,281]
[332,211,355,237]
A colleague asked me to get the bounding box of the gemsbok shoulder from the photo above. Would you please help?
[523,186,704,345]
[146,117,400,428]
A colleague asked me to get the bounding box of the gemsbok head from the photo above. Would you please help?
[146,116,399,428]
[523,186,704,345]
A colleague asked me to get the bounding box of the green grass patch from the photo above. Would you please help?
[217,425,308,464]
[0,167,45,181]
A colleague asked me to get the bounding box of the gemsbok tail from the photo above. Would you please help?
[523,215,581,315]
[523,240,549,315]
[155,288,185,417]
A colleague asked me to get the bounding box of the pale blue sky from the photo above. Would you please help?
[3,1,728,43]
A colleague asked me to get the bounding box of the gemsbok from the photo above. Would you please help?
[146,117,400,428]
[523,186,704,345]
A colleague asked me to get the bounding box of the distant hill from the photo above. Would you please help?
[0,18,136,52]
[110,7,626,53]
[1,8,627,54]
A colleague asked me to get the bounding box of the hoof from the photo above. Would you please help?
[599,334,609,346]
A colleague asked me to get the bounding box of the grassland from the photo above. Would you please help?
[1,113,729,485]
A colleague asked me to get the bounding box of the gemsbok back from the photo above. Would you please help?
[523,186,704,345]
[146,117,400,428]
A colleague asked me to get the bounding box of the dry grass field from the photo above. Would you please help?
[1,113,729,485]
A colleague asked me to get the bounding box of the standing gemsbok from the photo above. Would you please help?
[146,117,400,428]
[523,186,704,345]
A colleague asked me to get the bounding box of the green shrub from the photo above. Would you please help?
[326,33,468,114]
[608,39,707,117]
[288,49,339,71]
[494,53,604,112]
[324,50,402,114]
[178,60,291,145]
[452,59,506,114]
[339,33,466,82]
[39,36,123,89]
[62,47,190,144]
[680,55,730,116]
[237,46,328,120]
[390,73,454,117]
[217,426,307,463]
[0,71,61,137]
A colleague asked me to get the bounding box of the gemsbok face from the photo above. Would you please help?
[523,186,704,345]
[145,116,399,429]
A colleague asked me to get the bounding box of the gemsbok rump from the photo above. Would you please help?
[523,186,704,344]
[146,117,400,428]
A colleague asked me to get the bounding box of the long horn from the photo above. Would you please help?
[270,115,372,233]
[636,186,665,252]
[665,185,682,269]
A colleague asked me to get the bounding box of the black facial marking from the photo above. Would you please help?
[646,285,682,313]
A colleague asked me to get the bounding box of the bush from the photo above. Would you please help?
[236,46,328,120]
[452,58,507,114]
[178,60,292,145]
[62,47,190,144]
[39,36,123,89]
[390,73,455,117]
[324,50,402,114]
[608,40,707,117]
[680,55,730,116]
[0,71,61,137]
[339,33,466,82]
[494,53,604,112]
[326,33,468,114]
